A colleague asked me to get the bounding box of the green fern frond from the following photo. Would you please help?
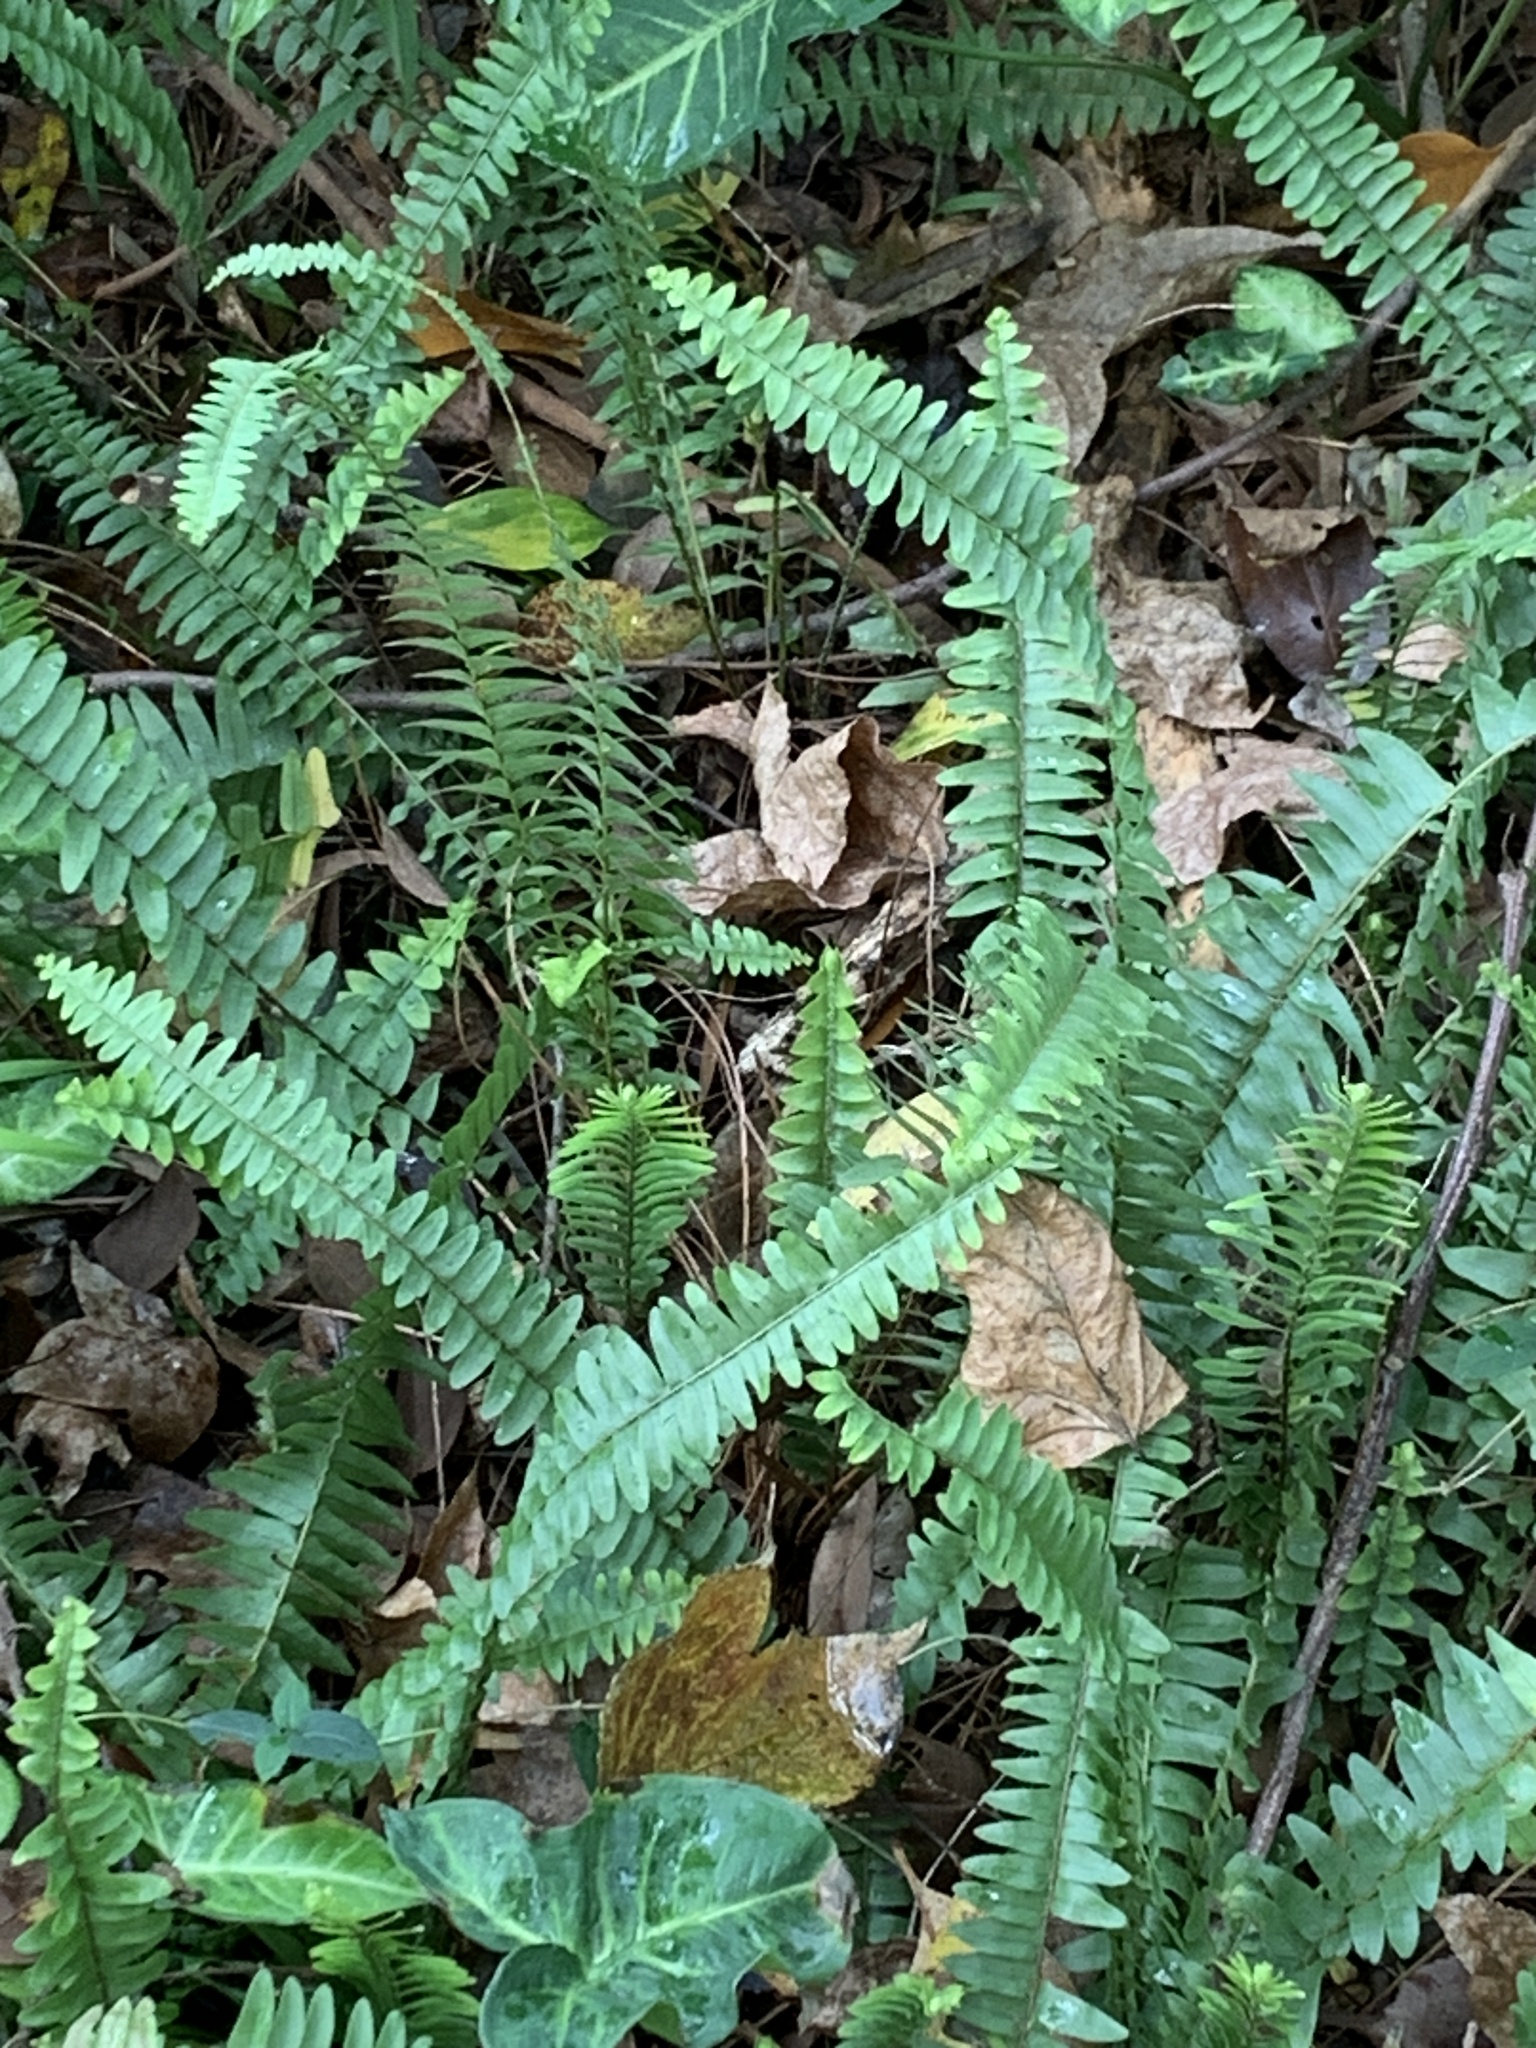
[0,0,201,240]
[774,22,1193,161]
[954,1633,1132,2047]
[837,1973,963,2045]
[1250,1631,1536,1970]
[551,1083,715,1321]
[0,1453,187,1758]
[11,1599,170,2030]
[230,1970,424,2048]
[675,919,808,977]
[1330,1444,1434,1716]
[174,359,292,548]
[176,1304,412,1706]
[311,1930,479,2048]
[1412,181,1536,464]
[39,956,583,1438]
[56,1998,162,2048]
[1195,1084,1416,1540]
[767,947,888,1228]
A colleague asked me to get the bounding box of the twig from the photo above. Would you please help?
[1246,801,1536,1860]
[184,51,386,251]
[640,561,959,665]
[1136,111,1536,505]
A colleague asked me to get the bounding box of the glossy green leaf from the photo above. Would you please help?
[578,0,898,180]
[417,488,610,573]
[0,1073,113,1203]
[1232,265,1354,353]
[386,1779,851,2048]
[1160,326,1319,406]
[131,1784,424,1927]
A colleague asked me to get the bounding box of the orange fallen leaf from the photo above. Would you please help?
[599,1562,924,1806]
[956,1180,1186,1467]
[408,285,584,365]
[1399,129,1500,211]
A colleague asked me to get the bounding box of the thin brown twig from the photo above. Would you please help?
[1245,801,1536,1860]
[1136,111,1536,505]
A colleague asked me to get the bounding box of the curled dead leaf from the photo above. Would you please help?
[1152,736,1342,885]
[956,1180,1186,1467]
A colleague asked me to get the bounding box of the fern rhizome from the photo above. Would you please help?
[4,0,1536,2044]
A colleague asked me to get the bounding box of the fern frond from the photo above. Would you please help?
[837,1973,963,2046]
[774,22,1194,161]
[311,1930,479,2048]
[766,947,887,1227]
[173,359,292,548]
[39,956,583,1438]
[1194,1084,1417,1542]
[11,1599,170,2030]
[1250,1631,1536,1970]
[551,1083,715,1322]
[1330,1444,1434,1716]
[954,1633,1132,2047]
[176,1303,412,1706]
[0,0,201,240]
[230,1970,424,2048]
[56,1998,162,2048]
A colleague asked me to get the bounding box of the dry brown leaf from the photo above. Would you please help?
[408,287,583,364]
[91,1162,202,1292]
[1433,1895,1536,2048]
[1391,619,1468,682]
[674,682,946,919]
[599,1562,924,1805]
[9,1247,217,1500]
[1152,736,1341,884]
[1104,575,1255,727]
[1136,708,1219,803]
[1400,129,1502,211]
[807,1477,878,1636]
[956,1180,1186,1467]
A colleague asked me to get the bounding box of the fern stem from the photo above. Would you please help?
[1247,801,1536,1857]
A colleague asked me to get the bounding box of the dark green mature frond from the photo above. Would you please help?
[1112,711,1536,1352]
[1195,1084,1417,1539]
[177,1304,413,1706]
[551,1083,715,1321]
[766,947,887,1228]
[0,0,201,240]
[954,1634,1131,2047]
[0,1455,186,1758]
[1413,180,1536,464]
[11,1600,171,2030]
[1330,1445,1432,1716]
[311,1930,479,2048]
[775,21,1194,160]
[39,957,582,1439]
[0,336,350,727]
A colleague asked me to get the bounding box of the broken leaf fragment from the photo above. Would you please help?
[599,1563,924,1806]
[956,1180,1186,1468]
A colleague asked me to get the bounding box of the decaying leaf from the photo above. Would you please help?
[1224,508,1379,684]
[91,1162,203,1292]
[1152,735,1342,884]
[956,1180,1186,1467]
[599,1562,925,1805]
[1400,129,1501,211]
[807,1477,879,1636]
[1433,1894,1536,2048]
[8,1248,218,1502]
[1102,571,1256,727]
[674,682,946,918]
[408,286,583,364]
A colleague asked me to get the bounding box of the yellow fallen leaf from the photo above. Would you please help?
[1,107,69,242]
[599,1563,924,1806]
[955,1178,1187,1467]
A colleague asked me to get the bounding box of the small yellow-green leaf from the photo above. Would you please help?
[420,488,611,572]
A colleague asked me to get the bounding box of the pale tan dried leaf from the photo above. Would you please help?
[1225,503,1357,560]
[1107,577,1255,727]
[1152,737,1341,884]
[1135,708,1218,801]
[1433,1895,1536,2048]
[956,1180,1186,1467]
[1393,620,1468,681]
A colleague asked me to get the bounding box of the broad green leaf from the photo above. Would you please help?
[1053,0,1147,41]
[417,488,611,572]
[577,0,899,180]
[1232,266,1354,354]
[1160,327,1320,406]
[132,1783,424,1927]
[386,1779,851,2048]
[0,1074,113,1202]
